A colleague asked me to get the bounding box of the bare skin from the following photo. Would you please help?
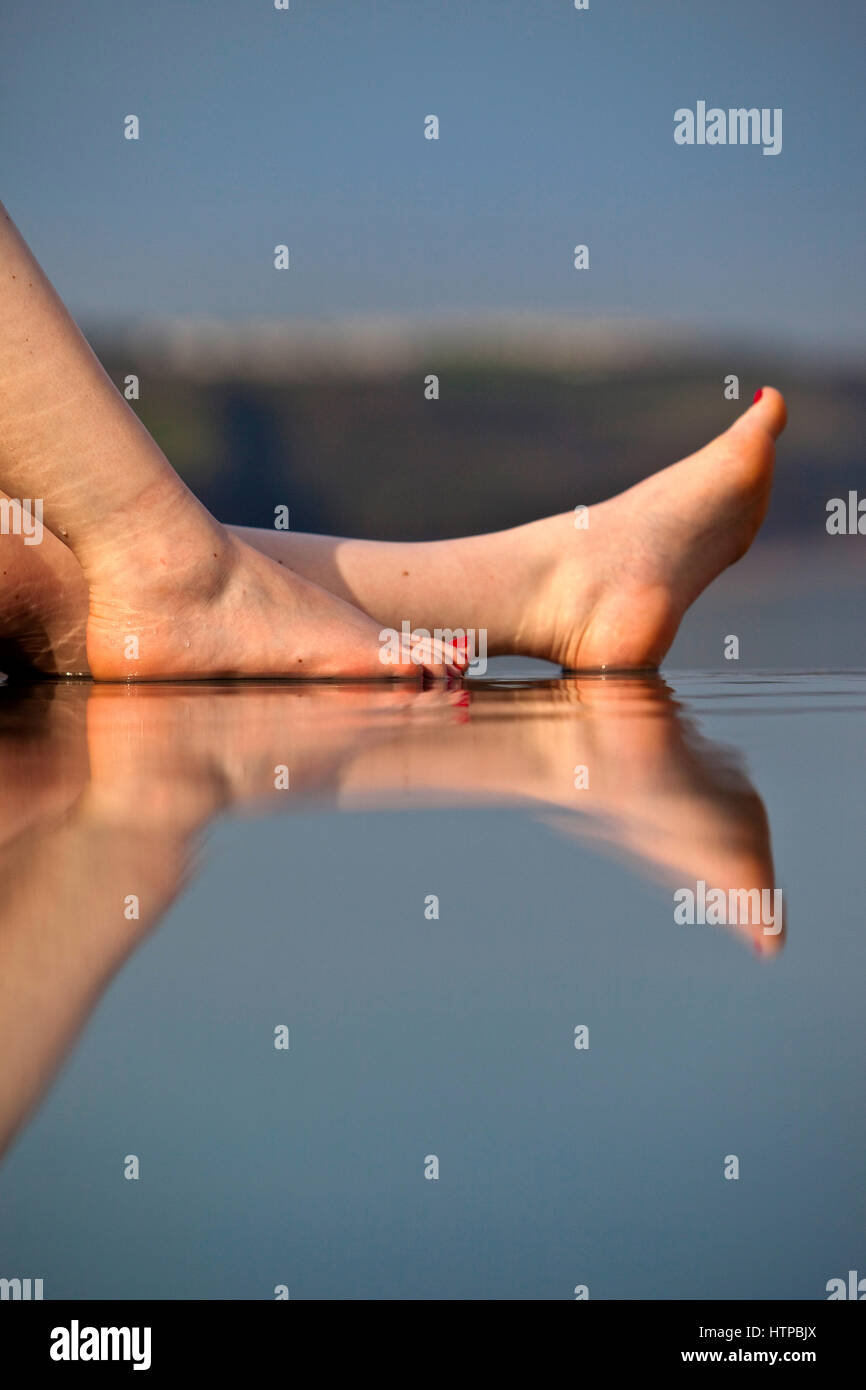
[240,387,787,670]
[0,201,461,681]
[0,390,786,677]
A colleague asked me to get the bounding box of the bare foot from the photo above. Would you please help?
[84,496,464,681]
[520,389,787,670]
[0,198,460,684]
[0,508,463,682]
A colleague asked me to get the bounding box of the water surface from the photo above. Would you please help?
[0,671,863,1300]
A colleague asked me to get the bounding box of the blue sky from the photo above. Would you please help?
[1,0,863,352]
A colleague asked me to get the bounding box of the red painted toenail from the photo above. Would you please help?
[753,388,763,403]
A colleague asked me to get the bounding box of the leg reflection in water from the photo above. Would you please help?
[0,675,783,1157]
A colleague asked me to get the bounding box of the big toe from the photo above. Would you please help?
[699,384,787,508]
[732,385,788,444]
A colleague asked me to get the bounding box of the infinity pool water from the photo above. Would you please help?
[0,671,863,1300]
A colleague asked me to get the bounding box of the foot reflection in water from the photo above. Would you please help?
[0,675,783,1157]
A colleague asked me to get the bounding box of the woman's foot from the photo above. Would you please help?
[84,507,464,680]
[0,498,463,681]
[521,389,787,670]
[231,389,787,674]
[0,201,464,684]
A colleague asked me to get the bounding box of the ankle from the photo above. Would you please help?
[82,480,233,601]
[506,515,576,655]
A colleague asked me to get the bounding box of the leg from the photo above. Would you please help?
[0,390,785,677]
[235,388,787,669]
[0,201,461,680]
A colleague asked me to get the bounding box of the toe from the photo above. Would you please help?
[737,385,787,440]
[711,385,785,507]
[410,634,467,680]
